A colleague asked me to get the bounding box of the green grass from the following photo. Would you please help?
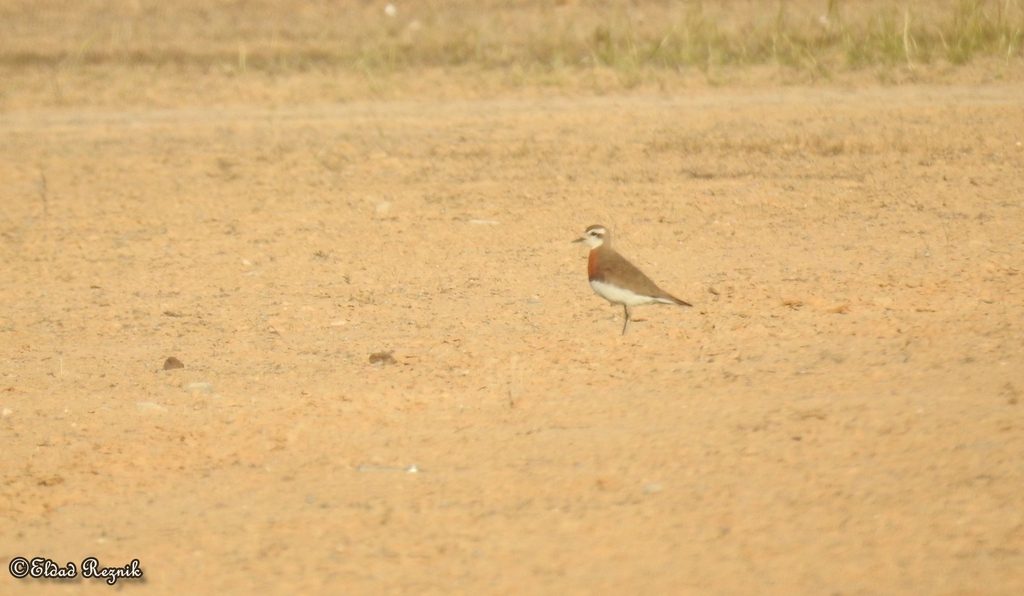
[1,0,1021,78]
[347,0,1024,76]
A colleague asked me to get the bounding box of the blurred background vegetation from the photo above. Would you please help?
[1,0,1021,79]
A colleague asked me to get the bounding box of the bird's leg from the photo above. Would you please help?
[621,305,631,335]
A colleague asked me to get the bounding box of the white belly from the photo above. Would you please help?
[590,279,661,307]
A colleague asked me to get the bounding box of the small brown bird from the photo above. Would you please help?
[573,224,692,335]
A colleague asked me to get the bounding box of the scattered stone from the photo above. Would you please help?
[1,408,12,417]
[369,351,397,365]
[163,357,185,370]
[184,381,213,393]
[136,402,168,414]
[642,483,664,494]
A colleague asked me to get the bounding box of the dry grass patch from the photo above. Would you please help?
[0,0,1021,81]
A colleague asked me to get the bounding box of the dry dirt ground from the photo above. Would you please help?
[1,65,1023,595]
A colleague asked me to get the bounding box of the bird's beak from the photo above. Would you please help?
[571,237,585,244]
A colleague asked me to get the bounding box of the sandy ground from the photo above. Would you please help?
[1,62,1023,595]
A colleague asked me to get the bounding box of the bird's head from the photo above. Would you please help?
[572,225,608,249]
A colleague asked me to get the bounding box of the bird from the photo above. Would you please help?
[573,224,692,335]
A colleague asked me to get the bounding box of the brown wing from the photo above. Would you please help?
[591,247,691,306]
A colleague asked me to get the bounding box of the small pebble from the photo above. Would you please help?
[136,402,167,414]
[1,408,12,417]
[163,357,185,370]
[184,381,213,393]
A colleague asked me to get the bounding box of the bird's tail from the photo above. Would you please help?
[655,294,692,307]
